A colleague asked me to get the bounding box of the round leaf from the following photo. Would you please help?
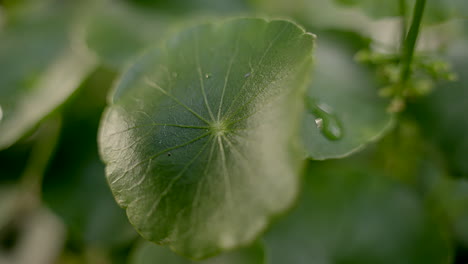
[99,18,314,259]
[302,37,394,160]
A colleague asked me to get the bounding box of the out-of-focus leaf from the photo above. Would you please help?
[127,0,248,14]
[430,178,468,248]
[250,0,375,34]
[334,0,468,23]
[42,69,136,248]
[409,35,468,178]
[265,159,453,264]
[0,186,65,264]
[0,186,18,230]
[85,0,174,69]
[130,241,264,264]
[0,143,32,183]
[302,35,393,160]
[98,18,314,259]
[0,2,96,150]
[86,0,249,70]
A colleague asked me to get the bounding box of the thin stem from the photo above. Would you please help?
[21,115,62,200]
[401,0,426,83]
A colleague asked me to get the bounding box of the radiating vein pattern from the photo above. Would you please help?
[99,18,314,259]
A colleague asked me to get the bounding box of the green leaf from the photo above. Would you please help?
[250,0,376,35]
[128,0,249,14]
[0,3,96,150]
[440,180,468,248]
[99,18,314,259]
[265,159,453,264]
[85,0,174,69]
[409,34,468,178]
[85,0,249,70]
[426,175,468,248]
[302,36,394,160]
[131,241,264,264]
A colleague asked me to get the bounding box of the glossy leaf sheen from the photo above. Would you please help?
[302,39,393,160]
[99,18,314,259]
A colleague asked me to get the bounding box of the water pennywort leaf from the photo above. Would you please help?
[302,37,394,160]
[98,18,314,259]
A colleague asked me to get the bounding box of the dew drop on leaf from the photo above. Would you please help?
[315,118,323,129]
[307,98,344,141]
[205,73,212,79]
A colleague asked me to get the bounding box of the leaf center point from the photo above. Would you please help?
[210,120,229,137]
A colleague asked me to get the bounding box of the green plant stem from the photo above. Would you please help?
[21,115,62,200]
[401,0,426,84]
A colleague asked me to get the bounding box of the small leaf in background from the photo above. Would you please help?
[99,18,314,259]
[407,28,468,255]
[130,240,264,264]
[302,35,394,160]
[127,0,248,14]
[42,68,137,249]
[429,177,468,249]
[0,1,96,150]
[265,158,453,264]
[85,0,250,70]
[409,31,468,179]
[250,0,377,36]
[85,0,174,69]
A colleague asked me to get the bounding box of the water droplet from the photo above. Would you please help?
[306,98,343,141]
[167,152,172,157]
[205,73,212,79]
[315,118,323,129]
[244,73,251,78]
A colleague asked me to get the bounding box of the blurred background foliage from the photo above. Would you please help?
[0,0,467,263]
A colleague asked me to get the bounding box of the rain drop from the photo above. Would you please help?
[306,98,343,141]
[205,73,212,79]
